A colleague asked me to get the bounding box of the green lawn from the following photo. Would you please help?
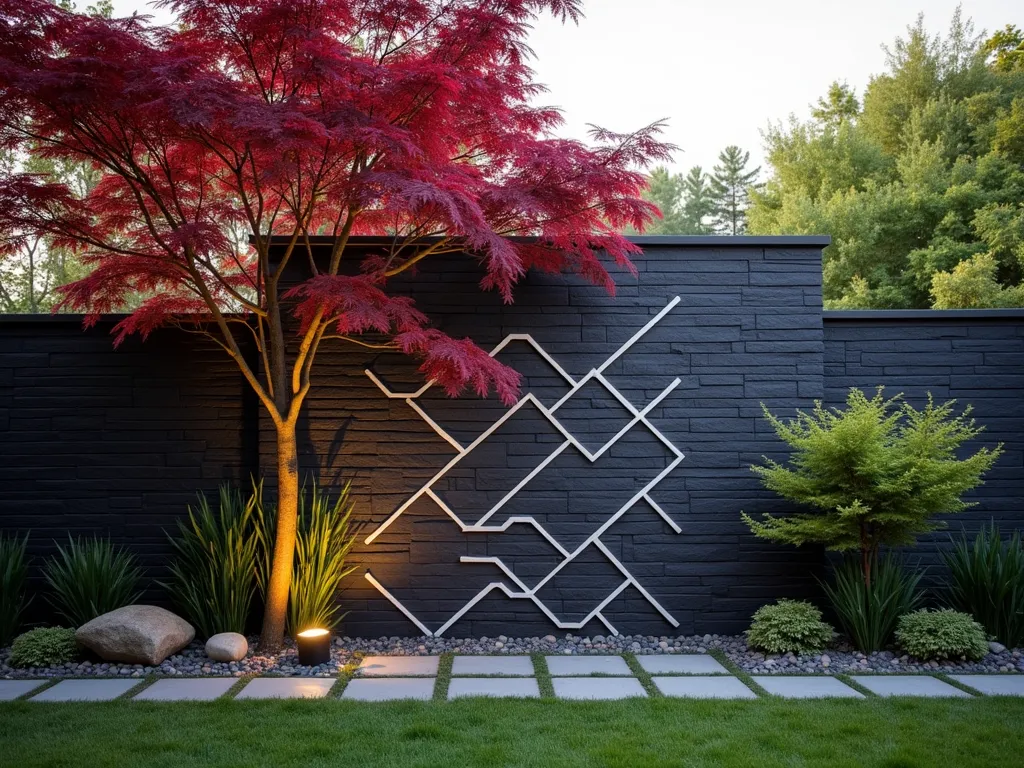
[3,697,1024,767]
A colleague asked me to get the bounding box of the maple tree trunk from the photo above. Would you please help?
[258,421,300,652]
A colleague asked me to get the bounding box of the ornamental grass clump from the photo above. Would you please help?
[746,599,834,654]
[255,482,359,636]
[161,485,261,639]
[822,554,924,652]
[944,523,1024,649]
[43,537,143,628]
[896,609,989,661]
[9,627,79,668]
[1,532,31,647]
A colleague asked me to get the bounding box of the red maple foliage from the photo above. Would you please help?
[0,0,671,648]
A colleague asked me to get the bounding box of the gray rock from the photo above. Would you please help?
[76,605,194,665]
[206,633,248,662]
[990,641,1007,654]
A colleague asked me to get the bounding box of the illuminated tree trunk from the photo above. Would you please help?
[259,421,300,652]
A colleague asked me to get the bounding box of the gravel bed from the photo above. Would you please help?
[3,633,1022,679]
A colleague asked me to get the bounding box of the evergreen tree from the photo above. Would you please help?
[742,388,1002,588]
[709,145,760,235]
[679,166,715,234]
[636,166,686,235]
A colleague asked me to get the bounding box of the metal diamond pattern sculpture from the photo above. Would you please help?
[363,296,684,637]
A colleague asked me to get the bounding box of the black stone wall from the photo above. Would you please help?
[0,320,254,615]
[276,237,829,638]
[823,310,1024,585]
[1,237,1022,638]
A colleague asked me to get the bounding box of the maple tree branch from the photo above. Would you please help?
[383,238,453,277]
[321,335,399,350]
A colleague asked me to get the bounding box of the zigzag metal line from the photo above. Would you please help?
[362,296,685,636]
[363,296,683,543]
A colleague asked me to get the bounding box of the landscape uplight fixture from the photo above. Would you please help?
[296,628,331,666]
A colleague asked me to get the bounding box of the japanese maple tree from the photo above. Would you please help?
[0,0,671,649]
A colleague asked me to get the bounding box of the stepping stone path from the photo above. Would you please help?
[236,678,334,700]
[850,675,971,698]
[0,680,45,700]
[134,678,235,701]
[18,653,1016,703]
[638,655,729,675]
[356,655,440,676]
[452,656,533,676]
[553,677,647,700]
[653,676,757,699]
[546,655,632,676]
[950,675,1024,696]
[31,679,138,702]
[449,678,540,699]
[753,676,863,699]
[343,678,435,701]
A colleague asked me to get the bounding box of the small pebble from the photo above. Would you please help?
[1,632,1020,680]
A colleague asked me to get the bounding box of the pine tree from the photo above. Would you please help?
[741,387,1002,588]
[679,166,715,234]
[710,145,760,235]
[637,166,685,235]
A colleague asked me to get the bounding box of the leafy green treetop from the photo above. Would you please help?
[811,81,860,128]
[742,387,1002,587]
[709,145,760,235]
[982,24,1024,73]
[748,7,1024,309]
[931,251,1024,308]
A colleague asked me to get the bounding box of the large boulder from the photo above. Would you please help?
[75,605,194,665]
[205,632,248,662]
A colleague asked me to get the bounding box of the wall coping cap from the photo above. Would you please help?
[254,234,832,247]
[824,309,1024,321]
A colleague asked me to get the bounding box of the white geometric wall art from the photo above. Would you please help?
[362,296,686,637]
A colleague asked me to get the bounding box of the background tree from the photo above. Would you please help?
[678,165,714,234]
[741,388,1002,588]
[629,166,685,235]
[749,7,1024,309]
[811,81,860,128]
[627,164,716,235]
[709,145,760,234]
[0,0,671,649]
[930,252,1024,308]
[0,0,108,312]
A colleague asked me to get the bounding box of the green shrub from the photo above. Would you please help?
[746,599,834,654]
[9,627,79,668]
[161,485,260,639]
[944,523,1024,648]
[1,532,31,647]
[896,609,989,661]
[743,388,1002,594]
[822,553,924,652]
[255,481,359,635]
[43,537,144,627]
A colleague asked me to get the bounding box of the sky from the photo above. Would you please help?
[109,0,1020,177]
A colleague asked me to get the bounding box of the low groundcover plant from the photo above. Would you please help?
[9,626,80,668]
[745,599,834,654]
[896,608,989,661]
